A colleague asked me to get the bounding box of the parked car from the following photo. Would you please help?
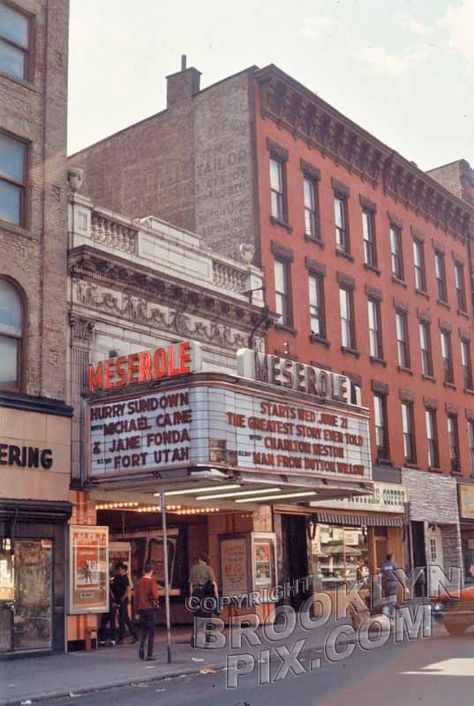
[431,585,474,635]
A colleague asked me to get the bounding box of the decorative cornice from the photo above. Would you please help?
[439,318,452,334]
[400,388,415,403]
[417,307,431,323]
[423,396,438,410]
[459,327,470,342]
[69,312,95,345]
[371,380,388,395]
[271,240,294,261]
[300,159,321,181]
[359,195,377,213]
[337,271,355,290]
[256,64,473,241]
[365,284,383,302]
[446,402,459,416]
[305,256,326,276]
[393,297,409,314]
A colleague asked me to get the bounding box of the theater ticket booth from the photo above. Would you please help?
[68,344,373,646]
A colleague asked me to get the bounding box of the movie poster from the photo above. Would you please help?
[220,536,249,595]
[69,526,108,614]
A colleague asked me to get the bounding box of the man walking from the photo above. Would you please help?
[111,562,139,644]
[134,563,159,661]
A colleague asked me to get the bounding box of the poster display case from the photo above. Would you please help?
[220,532,277,598]
[69,525,109,614]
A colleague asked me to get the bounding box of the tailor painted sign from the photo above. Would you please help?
[88,382,371,480]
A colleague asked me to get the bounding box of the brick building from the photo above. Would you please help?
[0,0,71,654]
[70,63,474,592]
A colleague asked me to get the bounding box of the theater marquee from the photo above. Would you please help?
[88,381,371,481]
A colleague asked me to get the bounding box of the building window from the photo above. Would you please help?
[390,225,404,280]
[402,402,416,464]
[0,278,23,389]
[0,132,27,226]
[435,251,447,302]
[468,420,474,475]
[461,339,473,390]
[413,239,426,292]
[447,414,460,473]
[368,298,383,360]
[396,311,410,368]
[362,209,377,268]
[419,321,433,377]
[425,409,439,468]
[455,261,467,312]
[274,258,291,327]
[303,177,319,240]
[334,195,349,254]
[308,274,325,338]
[374,393,389,461]
[440,330,454,385]
[0,2,30,81]
[339,287,356,350]
[270,157,286,222]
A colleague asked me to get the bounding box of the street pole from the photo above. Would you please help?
[159,489,172,663]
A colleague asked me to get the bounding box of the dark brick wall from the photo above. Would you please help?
[0,0,69,400]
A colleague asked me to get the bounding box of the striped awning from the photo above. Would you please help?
[314,511,405,527]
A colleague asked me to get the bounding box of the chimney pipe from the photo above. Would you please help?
[181,54,187,71]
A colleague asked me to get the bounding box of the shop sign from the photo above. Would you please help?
[69,525,108,614]
[0,444,53,469]
[237,349,349,405]
[88,340,201,392]
[310,482,407,513]
[459,484,474,520]
[89,383,371,480]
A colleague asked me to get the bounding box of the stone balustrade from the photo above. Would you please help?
[90,212,137,254]
[212,260,248,294]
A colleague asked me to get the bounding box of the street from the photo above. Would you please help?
[52,631,474,706]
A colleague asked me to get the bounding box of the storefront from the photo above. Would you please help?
[0,400,72,656]
[67,347,373,646]
[458,483,474,586]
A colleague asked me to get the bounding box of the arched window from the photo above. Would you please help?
[0,279,23,390]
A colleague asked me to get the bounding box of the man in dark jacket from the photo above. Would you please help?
[381,553,400,620]
[111,562,139,644]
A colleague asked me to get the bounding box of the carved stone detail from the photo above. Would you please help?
[365,284,383,302]
[423,396,438,410]
[399,388,415,403]
[371,380,388,395]
[69,312,95,345]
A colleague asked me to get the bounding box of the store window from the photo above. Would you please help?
[0,1,30,81]
[0,277,23,389]
[311,524,369,589]
[0,538,52,654]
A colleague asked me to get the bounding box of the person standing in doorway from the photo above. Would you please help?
[134,563,159,661]
[188,552,218,646]
[112,562,139,644]
[381,553,401,621]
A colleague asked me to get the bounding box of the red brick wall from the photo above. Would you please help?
[254,83,474,478]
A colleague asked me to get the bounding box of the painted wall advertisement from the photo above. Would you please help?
[69,526,108,614]
[88,383,370,482]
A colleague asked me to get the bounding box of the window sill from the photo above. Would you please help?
[428,466,442,473]
[309,333,331,348]
[450,469,462,476]
[364,263,381,276]
[0,69,39,94]
[376,457,393,466]
[0,219,33,240]
[391,275,407,288]
[274,323,297,336]
[335,247,354,262]
[464,388,474,396]
[437,299,450,309]
[422,374,436,383]
[370,356,386,367]
[415,288,429,299]
[304,234,324,248]
[444,381,456,390]
[397,365,413,375]
[270,216,293,233]
[341,346,360,358]
[404,462,419,469]
[458,309,469,318]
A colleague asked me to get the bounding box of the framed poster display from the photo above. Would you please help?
[220,535,250,595]
[251,532,277,592]
[69,525,108,614]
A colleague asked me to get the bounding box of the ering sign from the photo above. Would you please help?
[88,341,200,392]
[237,349,349,404]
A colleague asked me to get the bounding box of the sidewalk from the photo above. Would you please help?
[0,619,353,706]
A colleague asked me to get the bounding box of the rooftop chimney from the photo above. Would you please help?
[167,58,201,108]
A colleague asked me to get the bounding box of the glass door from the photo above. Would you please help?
[0,538,53,653]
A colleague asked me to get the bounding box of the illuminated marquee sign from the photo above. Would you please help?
[89,384,371,480]
[237,349,349,404]
[88,341,200,392]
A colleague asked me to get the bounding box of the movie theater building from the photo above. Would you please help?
[66,190,373,644]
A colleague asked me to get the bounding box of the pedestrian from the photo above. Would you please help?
[98,578,117,646]
[111,562,139,644]
[188,552,218,647]
[381,553,400,620]
[134,562,159,661]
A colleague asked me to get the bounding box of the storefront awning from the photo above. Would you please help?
[313,511,405,527]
